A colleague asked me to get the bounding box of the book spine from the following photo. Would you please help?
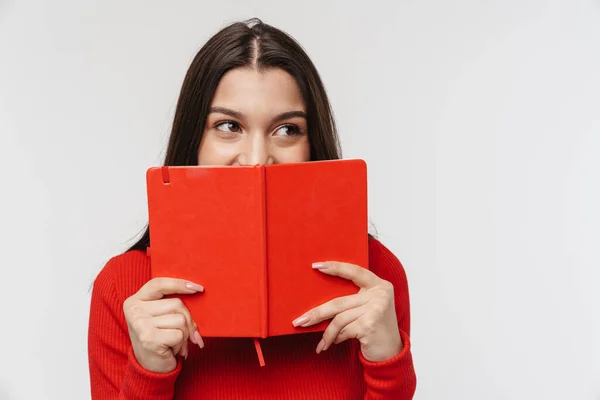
[257,165,268,338]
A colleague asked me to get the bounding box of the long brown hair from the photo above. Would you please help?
[128,18,343,252]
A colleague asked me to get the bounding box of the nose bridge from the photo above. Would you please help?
[243,131,269,165]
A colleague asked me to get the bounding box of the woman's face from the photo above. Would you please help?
[198,67,311,166]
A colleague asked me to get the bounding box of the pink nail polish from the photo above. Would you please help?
[186,282,204,292]
[194,330,204,348]
[316,339,325,354]
[312,262,329,269]
[292,315,311,327]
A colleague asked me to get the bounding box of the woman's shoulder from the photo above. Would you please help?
[93,249,152,302]
[368,236,408,283]
[368,236,402,266]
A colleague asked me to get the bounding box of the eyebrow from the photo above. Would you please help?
[209,107,307,123]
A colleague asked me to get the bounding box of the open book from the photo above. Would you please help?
[146,159,368,340]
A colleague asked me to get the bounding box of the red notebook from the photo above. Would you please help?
[146,159,368,339]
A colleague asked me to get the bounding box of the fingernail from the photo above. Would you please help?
[312,262,329,269]
[194,330,204,349]
[292,315,311,327]
[186,282,204,292]
[190,329,197,344]
[316,339,325,354]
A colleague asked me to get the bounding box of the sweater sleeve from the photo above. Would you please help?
[361,239,417,400]
[88,259,182,400]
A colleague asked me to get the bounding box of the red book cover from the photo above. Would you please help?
[146,159,368,339]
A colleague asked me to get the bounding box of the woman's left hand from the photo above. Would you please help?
[292,261,403,362]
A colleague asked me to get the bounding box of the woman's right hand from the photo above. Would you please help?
[123,278,204,373]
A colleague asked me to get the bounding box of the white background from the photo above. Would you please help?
[1,1,599,399]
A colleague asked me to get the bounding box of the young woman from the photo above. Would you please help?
[88,19,416,399]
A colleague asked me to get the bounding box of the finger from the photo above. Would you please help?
[333,320,362,345]
[193,329,205,349]
[153,328,185,352]
[174,337,189,359]
[312,261,379,289]
[182,341,189,359]
[146,300,204,349]
[153,314,190,348]
[319,306,365,353]
[136,277,204,301]
[293,292,368,327]
[153,314,189,335]
[144,298,198,344]
[154,313,194,355]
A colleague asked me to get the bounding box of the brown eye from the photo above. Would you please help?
[274,125,302,137]
[216,121,241,133]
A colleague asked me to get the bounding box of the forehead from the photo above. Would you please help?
[211,67,306,113]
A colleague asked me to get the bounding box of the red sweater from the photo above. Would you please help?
[88,237,416,399]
